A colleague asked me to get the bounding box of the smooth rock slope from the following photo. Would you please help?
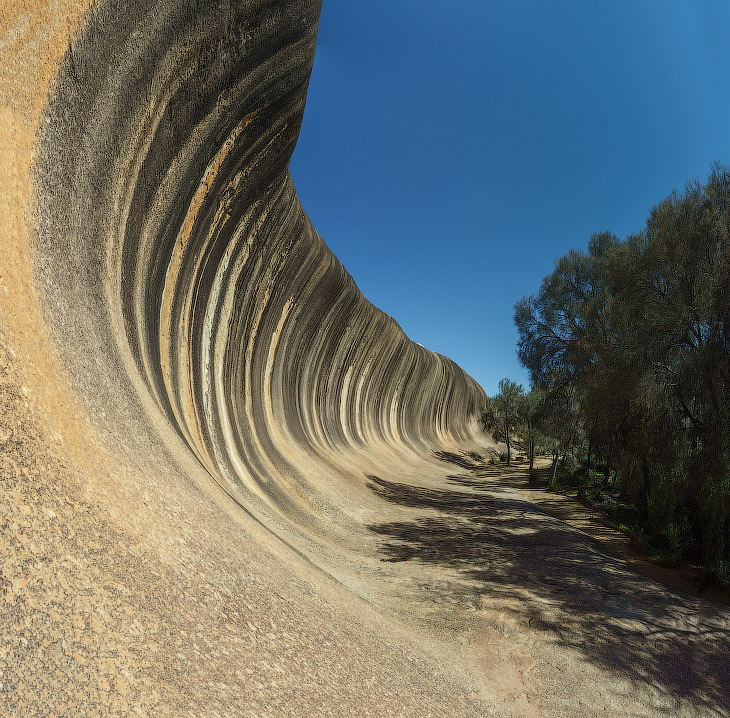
[31,0,485,567]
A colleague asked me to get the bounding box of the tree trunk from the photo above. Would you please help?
[549,451,559,489]
[506,429,511,466]
[640,455,651,519]
[529,439,534,471]
[586,437,592,475]
[618,466,630,502]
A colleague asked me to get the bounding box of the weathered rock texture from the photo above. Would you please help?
[1,1,492,715]
[2,2,729,717]
[32,0,484,558]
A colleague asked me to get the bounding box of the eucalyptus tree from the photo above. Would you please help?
[513,164,730,584]
[518,388,544,472]
[608,167,730,578]
[514,232,620,391]
[481,379,524,465]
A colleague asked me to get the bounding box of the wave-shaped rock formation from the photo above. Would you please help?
[33,0,484,552]
[1,0,492,714]
[3,1,729,716]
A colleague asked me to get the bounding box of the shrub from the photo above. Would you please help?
[528,470,541,487]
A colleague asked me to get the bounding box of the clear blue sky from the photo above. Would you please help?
[289,0,730,396]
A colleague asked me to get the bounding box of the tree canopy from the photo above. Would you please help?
[513,164,730,586]
[481,378,523,465]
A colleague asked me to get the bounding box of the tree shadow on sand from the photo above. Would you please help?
[366,464,730,716]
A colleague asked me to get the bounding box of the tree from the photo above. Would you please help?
[540,382,582,488]
[518,388,543,471]
[513,164,730,585]
[514,232,620,391]
[481,379,524,465]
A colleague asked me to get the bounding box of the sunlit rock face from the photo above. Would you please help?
[32,0,485,551]
[0,2,490,711]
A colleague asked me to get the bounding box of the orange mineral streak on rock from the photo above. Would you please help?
[158,108,262,470]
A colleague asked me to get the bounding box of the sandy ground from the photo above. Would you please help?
[2,324,730,715]
[502,461,709,600]
[351,452,730,717]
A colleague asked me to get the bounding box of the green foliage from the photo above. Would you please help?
[481,378,524,465]
[516,387,554,470]
[646,444,699,562]
[514,164,730,586]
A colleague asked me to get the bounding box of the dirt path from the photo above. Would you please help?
[488,462,706,599]
[365,452,730,717]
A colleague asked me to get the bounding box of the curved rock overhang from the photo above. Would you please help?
[31,0,486,555]
[0,2,494,712]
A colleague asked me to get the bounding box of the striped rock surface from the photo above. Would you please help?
[31,0,485,570]
[1,1,494,715]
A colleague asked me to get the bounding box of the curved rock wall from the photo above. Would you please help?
[0,3,491,711]
[32,0,486,543]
